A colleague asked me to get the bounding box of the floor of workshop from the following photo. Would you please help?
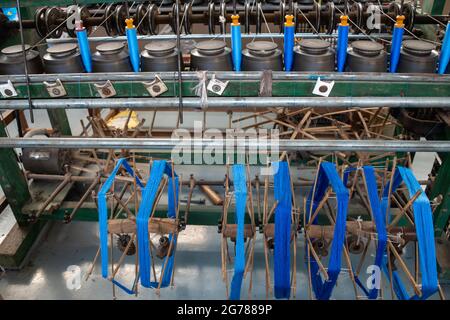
[0,110,449,300]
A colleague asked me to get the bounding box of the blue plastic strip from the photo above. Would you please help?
[98,158,143,294]
[76,28,92,73]
[2,8,18,21]
[126,27,140,72]
[273,161,292,298]
[137,160,178,288]
[306,162,349,300]
[390,26,404,73]
[229,164,247,300]
[231,24,242,72]
[381,166,438,300]
[343,166,387,299]
[337,25,349,72]
[283,25,295,72]
[438,23,450,74]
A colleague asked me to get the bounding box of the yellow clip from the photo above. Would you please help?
[285,15,294,27]
[231,15,240,26]
[125,18,135,29]
[339,15,348,27]
[395,15,405,28]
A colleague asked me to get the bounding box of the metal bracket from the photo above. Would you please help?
[94,80,116,98]
[207,77,229,96]
[312,77,335,97]
[143,75,168,97]
[0,80,18,98]
[43,79,67,97]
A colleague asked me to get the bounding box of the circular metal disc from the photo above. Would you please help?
[300,39,330,52]
[246,41,278,52]
[351,40,383,56]
[47,43,78,55]
[403,40,435,55]
[96,42,125,54]
[144,41,176,55]
[195,40,226,54]
[1,44,31,55]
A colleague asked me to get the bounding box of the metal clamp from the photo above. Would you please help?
[143,75,168,97]
[0,81,18,98]
[94,80,116,98]
[207,77,229,96]
[312,77,335,97]
[43,79,67,97]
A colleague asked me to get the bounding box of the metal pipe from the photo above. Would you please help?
[46,32,402,44]
[2,138,449,152]
[0,97,448,110]
[3,71,448,84]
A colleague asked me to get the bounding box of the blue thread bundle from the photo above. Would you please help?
[229,164,247,299]
[273,161,292,298]
[306,162,349,300]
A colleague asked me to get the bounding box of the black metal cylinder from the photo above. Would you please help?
[0,44,43,75]
[43,43,84,74]
[293,39,335,72]
[397,40,438,74]
[92,42,132,73]
[346,40,387,72]
[190,40,233,71]
[141,41,181,72]
[242,41,283,71]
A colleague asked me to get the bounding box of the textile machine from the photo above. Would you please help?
[0,0,449,300]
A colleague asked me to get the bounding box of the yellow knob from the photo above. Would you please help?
[285,15,294,27]
[125,18,134,29]
[395,15,405,28]
[231,15,240,26]
[339,15,348,27]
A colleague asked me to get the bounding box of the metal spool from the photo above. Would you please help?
[141,41,181,72]
[346,40,387,72]
[21,129,70,175]
[43,43,84,74]
[190,40,233,71]
[0,44,44,75]
[242,41,283,71]
[397,40,438,74]
[92,42,132,73]
[293,39,335,72]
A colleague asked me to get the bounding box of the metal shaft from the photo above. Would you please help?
[1,138,449,152]
[0,97,448,110]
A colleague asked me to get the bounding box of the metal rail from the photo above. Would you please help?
[2,72,449,84]
[1,138,449,152]
[46,33,403,44]
[1,97,449,110]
